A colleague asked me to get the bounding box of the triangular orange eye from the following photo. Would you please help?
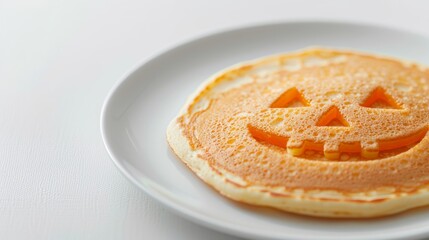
[316,106,349,127]
[361,87,401,109]
[270,87,310,108]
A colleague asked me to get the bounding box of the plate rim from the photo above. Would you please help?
[100,20,429,240]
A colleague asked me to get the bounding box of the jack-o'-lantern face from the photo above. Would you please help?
[248,64,429,161]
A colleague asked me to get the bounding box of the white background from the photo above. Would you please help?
[1,0,429,239]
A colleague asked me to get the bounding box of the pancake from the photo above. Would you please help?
[166,48,429,218]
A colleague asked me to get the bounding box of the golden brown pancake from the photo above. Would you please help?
[167,48,429,218]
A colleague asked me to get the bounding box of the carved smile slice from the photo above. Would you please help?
[248,125,428,160]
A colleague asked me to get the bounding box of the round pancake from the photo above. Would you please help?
[167,48,429,218]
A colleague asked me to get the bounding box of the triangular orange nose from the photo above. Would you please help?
[316,106,349,127]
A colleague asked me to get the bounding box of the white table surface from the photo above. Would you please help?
[1,0,429,239]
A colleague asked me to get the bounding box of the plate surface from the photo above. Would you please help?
[101,21,429,240]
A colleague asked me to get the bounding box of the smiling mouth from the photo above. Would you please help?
[248,125,428,160]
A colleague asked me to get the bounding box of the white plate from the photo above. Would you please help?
[101,21,429,240]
